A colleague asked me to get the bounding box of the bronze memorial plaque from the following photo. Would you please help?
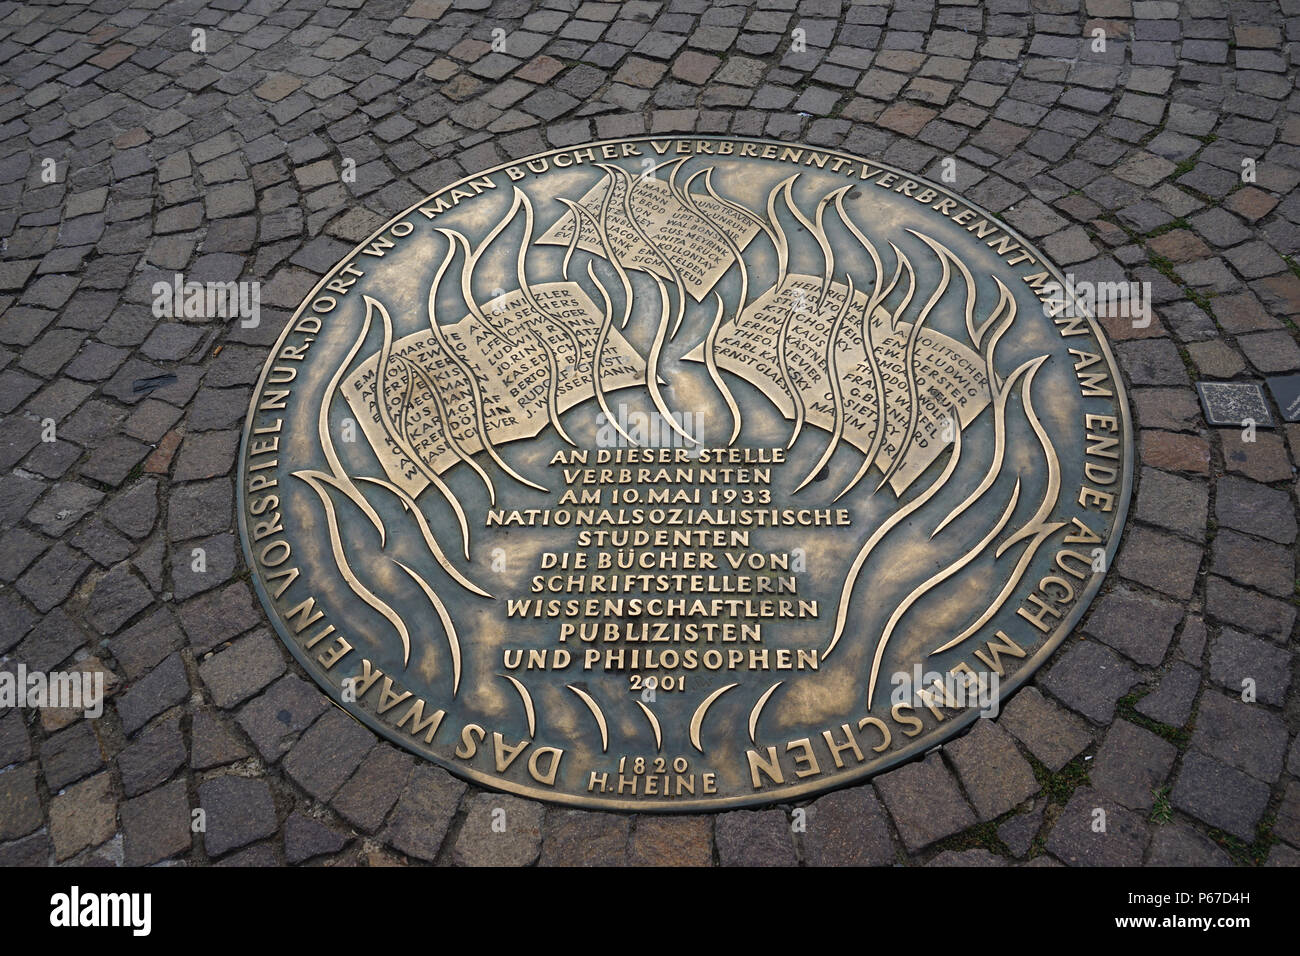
[238,137,1132,811]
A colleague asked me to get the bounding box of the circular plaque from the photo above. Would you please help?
[238,137,1132,811]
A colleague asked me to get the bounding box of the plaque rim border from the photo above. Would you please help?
[236,135,1136,812]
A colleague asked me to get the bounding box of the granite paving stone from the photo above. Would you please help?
[49,772,117,861]
[1146,824,1233,867]
[1135,661,1200,728]
[198,775,278,858]
[800,786,896,866]
[1171,751,1270,842]
[197,629,286,709]
[284,812,348,864]
[1208,626,1293,707]
[0,764,43,841]
[1046,787,1149,867]
[1206,578,1297,644]
[381,764,466,863]
[116,713,186,797]
[945,720,1039,822]
[1083,587,1183,667]
[1041,640,1140,724]
[453,793,544,867]
[235,674,329,762]
[875,753,976,852]
[627,815,713,866]
[282,708,376,802]
[539,809,631,866]
[715,808,798,866]
[1000,687,1094,772]
[1089,720,1176,811]
[1191,691,1289,783]
[115,650,188,736]
[39,721,103,791]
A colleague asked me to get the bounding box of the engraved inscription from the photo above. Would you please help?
[238,138,1133,811]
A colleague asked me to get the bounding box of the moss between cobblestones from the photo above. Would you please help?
[1116,689,1191,748]
[1143,217,1192,239]
[1206,816,1275,867]
[928,819,1009,859]
[1168,134,1219,207]
[1145,251,1178,281]
[1140,246,1217,320]
[1029,753,1091,807]
[1280,258,1300,333]
[1028,803,1060,861]
[1186,288,1217,317]
[1149,786,1173,824]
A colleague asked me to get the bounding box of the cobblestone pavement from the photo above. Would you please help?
[1,0,1298,868]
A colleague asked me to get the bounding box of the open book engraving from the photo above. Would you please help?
[684,274,991,495]
[537,172,760,302]
[341,280,646,498]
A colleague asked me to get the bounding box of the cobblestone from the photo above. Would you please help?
[453,793,544,866]
[1041,640,1140,724]
[116,645,189,733]
[1208,627,1292,706]
[0,764,44,841]
[1171,751,1270,843]
[198,774,278,858]
[1191,691,1288,783]
[626,814,713,866]
[1146,823,1232,867]
[116,713,186,797]
[1083,587,1182,667]
[946,720,1038,822]
[539,809,630,866]
[1135,661,1200,728]
[190,707,250,771]
[1089,720,1176,811]
[39,721,103,791]
[1000,687,1093,772]
[801,786,895,866]
[235,674,329,761]
[282,708,375,802]
[382,764,465,863]
[284,812,348,865]
[875,753,976,852]
[1214,476,1297,545]
[49,771,117,861]
[197,629,286,708]
[716,808,798,866]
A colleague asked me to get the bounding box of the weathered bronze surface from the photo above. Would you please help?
[238,137,1133,811]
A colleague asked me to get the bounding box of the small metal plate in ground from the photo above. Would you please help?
[1196,380,1275,427]
[238,137,1133,811]
[1265,374,1300,422]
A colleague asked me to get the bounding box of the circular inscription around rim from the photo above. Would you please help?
[238,137,1132,811]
